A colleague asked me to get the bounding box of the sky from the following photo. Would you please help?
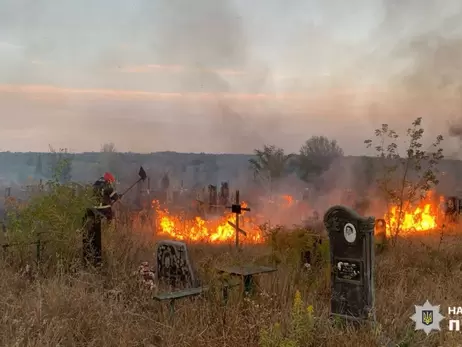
[1,0,462,156]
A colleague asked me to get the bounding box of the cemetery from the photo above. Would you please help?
[1,119,461,346]
[2,179,461,347]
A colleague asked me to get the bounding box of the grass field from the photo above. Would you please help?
[2,213,462,347]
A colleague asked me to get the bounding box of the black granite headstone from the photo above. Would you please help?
[323,205,375,322]
[155,240,196,289]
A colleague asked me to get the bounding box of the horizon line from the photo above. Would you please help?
[0,151,460,161]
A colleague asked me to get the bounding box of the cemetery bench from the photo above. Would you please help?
[217,275,242,304]
[153,285,210,316]
[153,240,211,316]
[215,265,277,297]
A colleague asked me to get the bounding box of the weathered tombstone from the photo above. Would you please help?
[323,205,375,322]
[445,196,460,223]
[220,182,230,207]
[208,185,218,214]
[374,219,387,246]
[155,240,197,289]
[300,237,323,270]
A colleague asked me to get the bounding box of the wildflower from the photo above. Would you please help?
[293,290,302,311]
[306,305,314,314]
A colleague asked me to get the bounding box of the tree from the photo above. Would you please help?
[364,117,444,244]
[101,142,117,153]
[48,146,73,183]
[100,142,120,179]
[249,145,295,191]
[296,136,344,182]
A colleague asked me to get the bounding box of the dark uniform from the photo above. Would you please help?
[82,173,121,267]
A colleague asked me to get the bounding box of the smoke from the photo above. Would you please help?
[1,0,462,154]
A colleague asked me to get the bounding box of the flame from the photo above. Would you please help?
[384,192,441,236]
[152,200,263,243]
[282,195,294,207]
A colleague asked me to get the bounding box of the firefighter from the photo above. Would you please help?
[82,172,122,267]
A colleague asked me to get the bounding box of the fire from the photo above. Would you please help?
[282,195,294,206]
[152,200,264,244]
[384,193,441,236]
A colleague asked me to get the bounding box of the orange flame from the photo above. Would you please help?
[282,195,294,207]
[152,200,263,243]
[384,192,441,236]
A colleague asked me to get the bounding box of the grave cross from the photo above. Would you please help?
[226,190,250,248]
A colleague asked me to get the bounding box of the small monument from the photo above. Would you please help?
[155,240,196,289]
[374,218,387,249]
[323,205,375,322]
[219,182,230,207]
[445,196,460,223]
[208,185,218,214]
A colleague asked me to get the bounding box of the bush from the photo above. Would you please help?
[3,180,94,269]
[263,225,329,268]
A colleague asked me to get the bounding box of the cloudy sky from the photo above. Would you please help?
[1,0,462,155]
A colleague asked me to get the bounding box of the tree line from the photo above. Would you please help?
[249,117,446,245]
[248,136,344,191]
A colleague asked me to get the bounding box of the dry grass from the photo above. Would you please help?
[2,221,462,347]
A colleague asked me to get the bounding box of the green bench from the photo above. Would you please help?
[153,277,242,315]
[216,265,278,297]
[153,240,260,316]
[154,240,223,316]
[154,285,210,315]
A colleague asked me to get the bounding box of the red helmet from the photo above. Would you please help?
[104,172,115,183]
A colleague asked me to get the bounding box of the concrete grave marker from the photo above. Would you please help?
[155,240,196,289]
[323,205,375,322]
[374,218,387,248]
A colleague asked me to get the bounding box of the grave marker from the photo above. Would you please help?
[226,190,250,248]
[323,205,375,322]
[374,218,387,249]
[445,196,460,223]
[156,240,196,289]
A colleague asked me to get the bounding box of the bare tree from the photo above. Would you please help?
[101,142,117,153]
[100,142,120,178]
[365,117,444,245]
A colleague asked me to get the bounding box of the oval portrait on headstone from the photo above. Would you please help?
[343,223,357,243]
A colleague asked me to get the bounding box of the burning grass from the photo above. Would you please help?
[140,191,451,245]
[152,200,264,244]
[384,191,446,237]
[3,187,462,346]
[2,222,462,346]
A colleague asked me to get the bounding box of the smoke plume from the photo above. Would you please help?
[1,0,462,155]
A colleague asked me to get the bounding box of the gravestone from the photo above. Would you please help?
[445,196,460,223]
[220,182,230,207]
[155,240,197,289]
[323,205,375,322]
[374,219,387,244]
[208,185,218,214]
